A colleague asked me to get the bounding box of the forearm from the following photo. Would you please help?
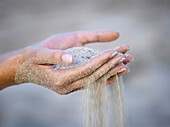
[0,49,24,90]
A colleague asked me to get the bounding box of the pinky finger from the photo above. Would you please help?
[106,66,129,85]
[118,66,130,76]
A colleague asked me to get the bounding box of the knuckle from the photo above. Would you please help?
[76,31,87,43]
[76,31,83,39]
[95,32,100,41]
[33,49,41,56]
[22,46,40,60]
[76,31,84,36]
[28,47,43,58]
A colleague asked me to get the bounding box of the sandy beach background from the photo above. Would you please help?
[0,0,170,127]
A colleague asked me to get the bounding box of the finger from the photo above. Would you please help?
[86,54,125,81]
[115,44,130,54]
[60,65,129,94]
[53,50,117,85]
[37,31,119,49]
[106,64,127,79]
[107,77,114,85]
[118,66,130,76]
[106,66,129,85]
[58,54,125,94]
[31,47,73,65]
[123,54,134,64]
[76,31,119,45]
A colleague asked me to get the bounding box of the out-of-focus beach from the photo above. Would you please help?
[0,0,170,127]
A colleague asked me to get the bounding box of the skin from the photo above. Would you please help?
[0,31,133,94]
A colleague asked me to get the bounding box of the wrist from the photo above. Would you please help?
[0,50,24,90]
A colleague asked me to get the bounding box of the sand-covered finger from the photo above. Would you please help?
[115,44,130,54]
[106,64,127,79]
[123,54,134,64]
[54,49,117,86]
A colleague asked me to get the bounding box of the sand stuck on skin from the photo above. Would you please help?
[54,47,126,127]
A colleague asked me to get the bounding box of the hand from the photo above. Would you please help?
[15,46,131,95]
[107,44,133,85]
[34,30,133,86]
[67,45,134,93]
[0,30,133,94]
[35,31,120,50]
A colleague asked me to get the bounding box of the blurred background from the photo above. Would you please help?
[0,0,170,127]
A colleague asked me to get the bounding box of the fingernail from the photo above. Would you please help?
[130,57,134,62]
[110,51,118,58]
[120,57,126,62]
[118,68,126,73]
[62,54,73,64]
[115,31,119,35]
[126,44,130,50]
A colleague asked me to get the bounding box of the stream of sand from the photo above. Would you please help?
[54,47,126,127]
[83,74,126,127]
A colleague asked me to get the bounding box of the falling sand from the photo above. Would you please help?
[55,47,126,127]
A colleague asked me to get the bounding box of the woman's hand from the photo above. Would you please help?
[0,30,133,94]
[35,31,120,50]
[15,46,130,95]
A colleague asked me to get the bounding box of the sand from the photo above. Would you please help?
[54,47,126,127]
[15,46,126,127]
[15,46,125,127]
[54,47,100,70]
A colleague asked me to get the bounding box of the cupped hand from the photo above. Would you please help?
[13,31,133,94]
[15,45,132,95]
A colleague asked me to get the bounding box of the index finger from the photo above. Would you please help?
[76,31,119,45]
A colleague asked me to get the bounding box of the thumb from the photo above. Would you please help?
[33,48,73,65]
